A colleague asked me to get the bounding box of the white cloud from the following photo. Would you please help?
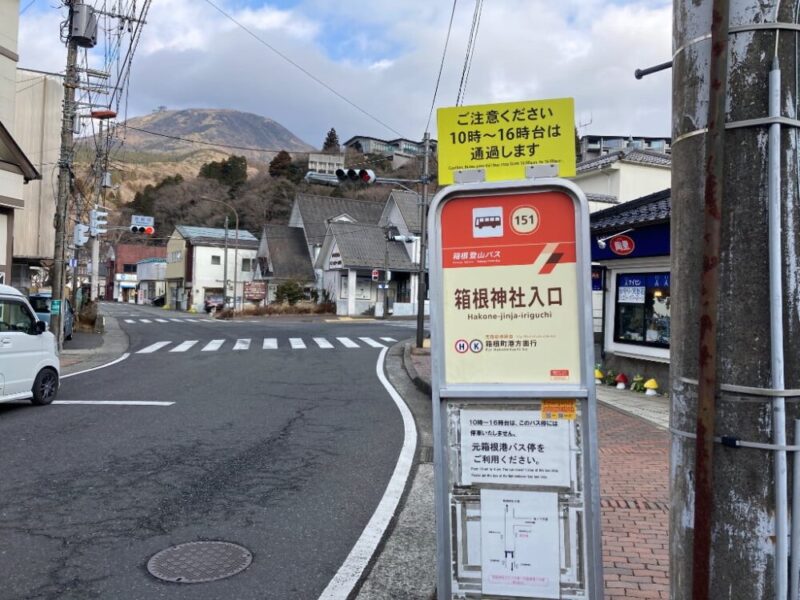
[17,0,673,148]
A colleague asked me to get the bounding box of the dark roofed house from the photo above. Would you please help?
[288,193,386,248]
[572,147,671,205]
[256,224,316,302]
[378,189,422,234]
[590,188,671,395]
[316,221,418,316]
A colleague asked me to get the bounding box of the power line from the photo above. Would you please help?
[425,0,459,134]
[200,0,404,138]
[456,0,484,106]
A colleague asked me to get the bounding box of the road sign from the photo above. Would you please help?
[131,214,154,228]
[428,178,602,599]
[437,98,576,185]
[50,299,62,315]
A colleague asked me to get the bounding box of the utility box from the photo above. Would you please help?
[71,4,98,48]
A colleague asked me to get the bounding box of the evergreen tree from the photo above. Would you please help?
[198,155,247,187]
[269,150,293,178]
[322,128,340,153]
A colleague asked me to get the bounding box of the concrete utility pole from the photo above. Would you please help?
[52,1,79,349]
[415,132,430,347]
[671,1,800,598]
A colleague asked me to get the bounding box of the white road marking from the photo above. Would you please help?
[380,337,397,342]
[184,318,200,323]
[359,337,385,348]
[139,319,152,323]
[124,319,135,323]
[137,341,171,354]
[337,337,359,348]
[317,347,417,600]
[202,339,224,352]
[314,337,333,349]
[61,353,130,379]
[169,318,183,322]
[155,318,169,323]
[233,338,251,350]
[290,338,306,349]
[53,400,174,406]
[170,340,198,352]
[263,338,278,349]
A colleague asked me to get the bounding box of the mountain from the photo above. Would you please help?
[116,108,316,163]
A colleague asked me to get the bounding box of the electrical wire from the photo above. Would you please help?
[456,0,484,106]
[425,0,458,134]
[200,0,404,138]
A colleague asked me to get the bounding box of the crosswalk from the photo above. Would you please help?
[123,318,218,324]
[136,336,397,355]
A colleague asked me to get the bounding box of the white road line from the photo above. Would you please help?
[317,347,417,600]
[61,353,130,379]
[263,338,278,349]
[169,318,183,322]
[380,337,397,342]
[155,318,169,323]
[202,339,225,352]
[359,337,385,348]
[124,319,135,323]
[233,338,251,350]
[137,341,171,354]
[53,400,174,406]
[289,338,306,349]
[337,337,359,348]
[170,340,198,353]
[314,337,333,349]
[184,318,200,322]
[139,319,152,323]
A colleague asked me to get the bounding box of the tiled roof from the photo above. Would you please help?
[260,224,315,281]
[577,148,671,173]
[175,225,259,248]
[294,194,385,245]
[585,192,619,205]
[590,188,670,232]
[324,222,415,271]
[382,189,422,233]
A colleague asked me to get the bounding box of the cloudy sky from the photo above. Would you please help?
[18,0,672,148]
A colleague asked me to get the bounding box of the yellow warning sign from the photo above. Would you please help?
[437,98,576,185]
[541,399,577,421]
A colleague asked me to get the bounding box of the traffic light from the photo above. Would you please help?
[335,168,376,184]
[130,225,155,235]
[73,223,89,247]
[89,208,108,236]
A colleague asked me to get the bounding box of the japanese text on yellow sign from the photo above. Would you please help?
[437,98,576,185]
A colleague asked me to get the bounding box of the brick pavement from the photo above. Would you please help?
[599,404,669,599]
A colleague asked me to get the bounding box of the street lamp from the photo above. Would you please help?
[198,196,239,313]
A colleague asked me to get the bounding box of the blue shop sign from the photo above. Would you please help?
[591,223,670,261]
[618,273,670,288]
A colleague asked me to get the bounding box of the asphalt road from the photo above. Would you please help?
[0,303,418,600]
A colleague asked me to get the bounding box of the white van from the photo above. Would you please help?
[0,284,60,405]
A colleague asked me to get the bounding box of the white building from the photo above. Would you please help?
[0,3,40,285]
[165,225,259,312]
[571,148,671,204]
[307,152,344,175]
[136,257,166,304]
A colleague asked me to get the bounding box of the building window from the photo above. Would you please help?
[211,255,221,265]
[123,263,137,273]
[614,272,671,348]
[241,258,253,272]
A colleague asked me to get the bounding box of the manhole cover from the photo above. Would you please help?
[147,541,253,583]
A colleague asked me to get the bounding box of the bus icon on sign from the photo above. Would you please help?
[472,207,503,238]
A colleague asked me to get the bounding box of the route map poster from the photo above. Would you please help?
[441,190,580,385]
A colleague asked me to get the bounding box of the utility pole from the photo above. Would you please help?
[52,1,79,349]
[223,214,229,308]
[671,1,800,598]
[415,131,430,347]
[90,119,103,301]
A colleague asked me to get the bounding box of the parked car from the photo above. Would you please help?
[150,295,166,307]
[0,284,60,405]
[204,295,225,313]
[28,293,74,340]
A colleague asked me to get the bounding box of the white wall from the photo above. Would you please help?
[617,163,671,202]
[191,245,257,310]
[0,1,19,131]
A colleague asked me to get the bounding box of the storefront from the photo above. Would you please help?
[591,189,671,392]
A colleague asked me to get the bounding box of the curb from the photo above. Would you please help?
[402,342,432,396]
[60,313,129,375]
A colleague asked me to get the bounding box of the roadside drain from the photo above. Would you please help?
[147,541,253,583]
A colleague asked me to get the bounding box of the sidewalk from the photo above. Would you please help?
[378,344,670,599]
[59,309,129,375]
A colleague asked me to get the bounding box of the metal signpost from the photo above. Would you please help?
[430,97,601,600]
